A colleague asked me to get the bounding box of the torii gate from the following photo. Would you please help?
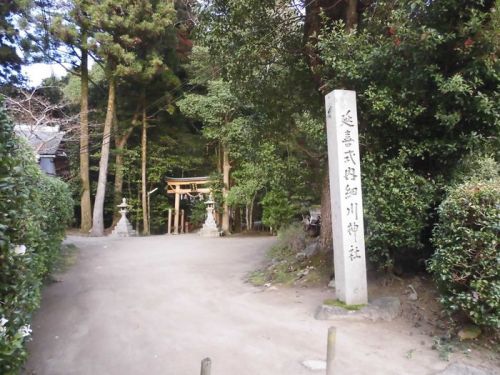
[166,176,212,234]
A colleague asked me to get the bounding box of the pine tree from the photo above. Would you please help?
[87,0,177,236]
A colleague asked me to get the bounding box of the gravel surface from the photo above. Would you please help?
[22,234,495,375]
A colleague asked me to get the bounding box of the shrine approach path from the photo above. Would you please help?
[23,234,458,375]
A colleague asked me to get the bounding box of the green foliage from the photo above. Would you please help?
[206,173,224,216]
[323,299,365,311]
[261,190,297,231]
[362,154,436,271]
[428,178,499,328]
[319,1,499,172]
[86,0,177,79]
[0,105,73,373]
[263,223,306,285]
[450,154,499,187]
[0,0,30,84]
[431,335,454,361]
[63,64,106,105]
[248,223,331,286]
[189,199,207,227]
[178,79,242,144]
[183,46,217,86]
[193,1,324,219]
[271,223,306,257]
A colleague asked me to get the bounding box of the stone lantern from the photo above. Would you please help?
[199,194,220,237]
[111,198,137,237]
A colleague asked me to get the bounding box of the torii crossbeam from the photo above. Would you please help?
[165,176,212,234]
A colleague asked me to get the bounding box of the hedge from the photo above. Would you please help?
[428,178,499,328]
[362,153,437,271]
[0,104,73,373]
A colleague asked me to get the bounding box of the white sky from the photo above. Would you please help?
[21,63,69,87]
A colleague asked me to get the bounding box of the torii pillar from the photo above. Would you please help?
[174,185,180,234]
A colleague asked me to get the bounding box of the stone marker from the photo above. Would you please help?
[325,90,368,305]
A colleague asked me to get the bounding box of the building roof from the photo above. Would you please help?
[14,125,65,156]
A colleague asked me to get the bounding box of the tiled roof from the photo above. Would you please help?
[14,125,65,156]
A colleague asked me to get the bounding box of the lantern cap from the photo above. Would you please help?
[117,198,129,208]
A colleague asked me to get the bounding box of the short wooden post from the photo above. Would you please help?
[326,326,336,375]
[167,208,172,234]
[200,357,211,375]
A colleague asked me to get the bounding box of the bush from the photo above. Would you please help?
[261,190,296,231]
[362,154,436,271]
[272,223,306,257]
[0,105,73,373]
[428,178,499,328]
[450,154,499,186]
[189,199,207,227]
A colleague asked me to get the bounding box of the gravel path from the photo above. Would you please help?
[22,234,487,375]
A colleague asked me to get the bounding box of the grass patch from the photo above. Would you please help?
[432,336,454,361]
[247,223,332,287]
[323,299,365,311]
[248,270,267,286]
[272,263,297,285]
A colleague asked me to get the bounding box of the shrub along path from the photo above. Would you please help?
[22,234,493,375]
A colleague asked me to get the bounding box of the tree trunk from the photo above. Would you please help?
[303,0,359,254]
[249,193,256,231]
[304,0,323,88]
[317,0,358,250]
[346,0,358,30]
[90,75,116,236]
[112,136,129,225]
[221,145,231,233]
[215,144,223,226]
[141,92,149,235]
[320,170,333,253]
[233,205,241,233]
[79,38,92,233]
[217,143,223,173]
[112,110,138,227]
[245,205,251,231]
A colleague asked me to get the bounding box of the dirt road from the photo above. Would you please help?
[22,234,488,375]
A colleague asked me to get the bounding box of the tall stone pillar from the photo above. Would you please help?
[325,90,368,305]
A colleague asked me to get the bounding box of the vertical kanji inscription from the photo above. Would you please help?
[325,90,368,305]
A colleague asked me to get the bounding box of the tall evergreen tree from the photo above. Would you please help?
[87,0,177,236]
[0,0,30,84]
